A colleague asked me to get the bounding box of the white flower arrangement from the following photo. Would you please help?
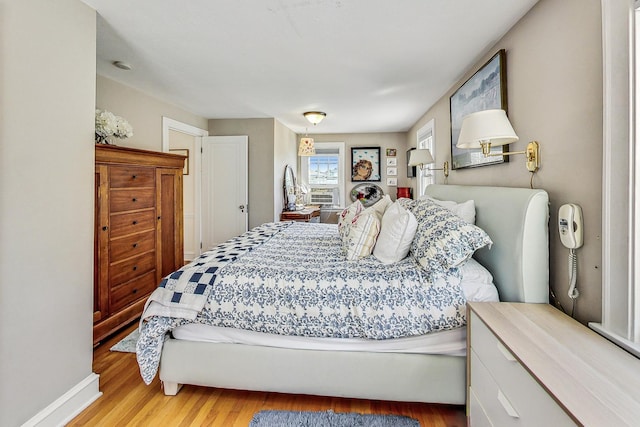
[95,109,133,144]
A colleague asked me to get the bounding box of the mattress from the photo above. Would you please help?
[171,258,498,356]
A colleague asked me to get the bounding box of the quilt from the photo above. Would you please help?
[137,221,467,384]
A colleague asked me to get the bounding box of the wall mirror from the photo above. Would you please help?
[283,164,297,211]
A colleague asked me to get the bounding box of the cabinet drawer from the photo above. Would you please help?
[110,188,155,213]
[468,385,493,427]
[110,252,156,287]
[110,270,157,313]
[110,166,155,188]
[110,210,156,238]
[470,312,576,426]
[110,230,156,262]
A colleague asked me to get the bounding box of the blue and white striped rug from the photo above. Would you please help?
[249,410,420,427]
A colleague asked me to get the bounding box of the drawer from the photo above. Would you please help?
[110,210,156,239]
[110,166,155,188]
[110,230,156,262]
[109,270,157,313]
[110,251,156,287]
[468,387,493,427]
[470,312,576,426]
[110,188,155,213]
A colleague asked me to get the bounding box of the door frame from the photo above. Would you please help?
[162,117,208,260]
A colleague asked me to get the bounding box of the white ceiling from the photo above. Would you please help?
[82,0,539,134]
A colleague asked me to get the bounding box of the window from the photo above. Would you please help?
[416,119,436,198]
[591,0,640,357]
[300,142,346,207]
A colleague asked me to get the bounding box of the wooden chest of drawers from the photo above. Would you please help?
[94,145,185,345]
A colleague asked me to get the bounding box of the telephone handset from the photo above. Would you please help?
[558,203,583,305]
[558,203,583,249]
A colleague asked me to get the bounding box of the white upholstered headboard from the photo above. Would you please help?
[424,185,549,303]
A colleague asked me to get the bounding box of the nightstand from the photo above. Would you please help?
[467,302,640,426]
[280,205,321,222]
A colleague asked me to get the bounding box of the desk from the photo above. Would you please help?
[280,205,321,222]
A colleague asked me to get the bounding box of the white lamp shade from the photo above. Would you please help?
[456,109,519,149]
[298,137,316,156]
[408,148,435,166]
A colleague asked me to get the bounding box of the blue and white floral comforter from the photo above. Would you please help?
[137,221,467,384]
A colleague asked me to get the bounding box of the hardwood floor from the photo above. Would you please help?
[69,323,467,426]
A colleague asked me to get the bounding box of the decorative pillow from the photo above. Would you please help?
[411,198,492,274]
[338,200,363,239]
[396,197,417,211]
[342,211,381,260]
[365,194,392,221]
[373,201,418,264]
[419,196,476,224]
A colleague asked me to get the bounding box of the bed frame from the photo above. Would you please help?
[158,185,549,404]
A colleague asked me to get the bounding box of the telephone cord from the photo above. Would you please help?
[567,249,579,300]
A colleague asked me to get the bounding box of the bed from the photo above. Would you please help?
[136,184,549,404]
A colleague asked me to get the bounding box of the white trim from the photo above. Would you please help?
[595,0,636,345]
[416,119,436,197]
[162,117,208,259]
[590,322,640,358]
[21,373,101,427]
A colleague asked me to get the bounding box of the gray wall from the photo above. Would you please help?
[407,0,603,324]
[0,0,97,425]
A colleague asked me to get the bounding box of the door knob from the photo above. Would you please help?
[239,205,246,212]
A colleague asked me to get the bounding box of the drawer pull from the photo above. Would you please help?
[497,341,517,362]
[102,226,108,231]
[132,198,137,202]
[497,389,520,418]
[132,220,138,225]
[132,175,137,179]
[133,266,137,271]
[132,243,138,248]
[132,288,138,294]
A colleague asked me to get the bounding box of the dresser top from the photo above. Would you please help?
[469,302,640,426]
[96,144,185,169]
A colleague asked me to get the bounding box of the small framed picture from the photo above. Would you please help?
[387,177,397,186]
[386,148,397,157]
[386,167,397,176]
[386,158,397,166]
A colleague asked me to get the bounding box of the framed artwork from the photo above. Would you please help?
[450,49,508,170]
[387,177,397,186]
[386,158,397,166]
[386,148,397,157]
[351,147,381,182]
[169,148,189,175]
[386,167,397,176]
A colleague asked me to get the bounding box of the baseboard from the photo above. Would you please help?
[21,373,102,427]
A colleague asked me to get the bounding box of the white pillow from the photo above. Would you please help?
[458,258,499,302]
[373,202,418,264]
[419,196,476,224]
[365,194,392,221]
[342,211,381,260]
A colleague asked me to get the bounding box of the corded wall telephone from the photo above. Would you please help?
[558,204,583,305]
[558,204,583,249]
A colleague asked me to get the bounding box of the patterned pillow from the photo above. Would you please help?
[342,211,381,260]
[396,197,417,211]
[411,198,492,274]
[338,200,363,239]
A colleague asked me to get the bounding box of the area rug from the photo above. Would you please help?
[109,329,139,353]
[249,410,420,426]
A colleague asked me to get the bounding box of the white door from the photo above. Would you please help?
[201,135,249,250]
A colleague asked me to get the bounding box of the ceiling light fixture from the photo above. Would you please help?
[303,111,326,126]
[113,61,132,71]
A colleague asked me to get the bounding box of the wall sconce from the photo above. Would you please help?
[298,137,316,156]
[303,111,326,126]
[456,109,540,172]
[408,148,449,177]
